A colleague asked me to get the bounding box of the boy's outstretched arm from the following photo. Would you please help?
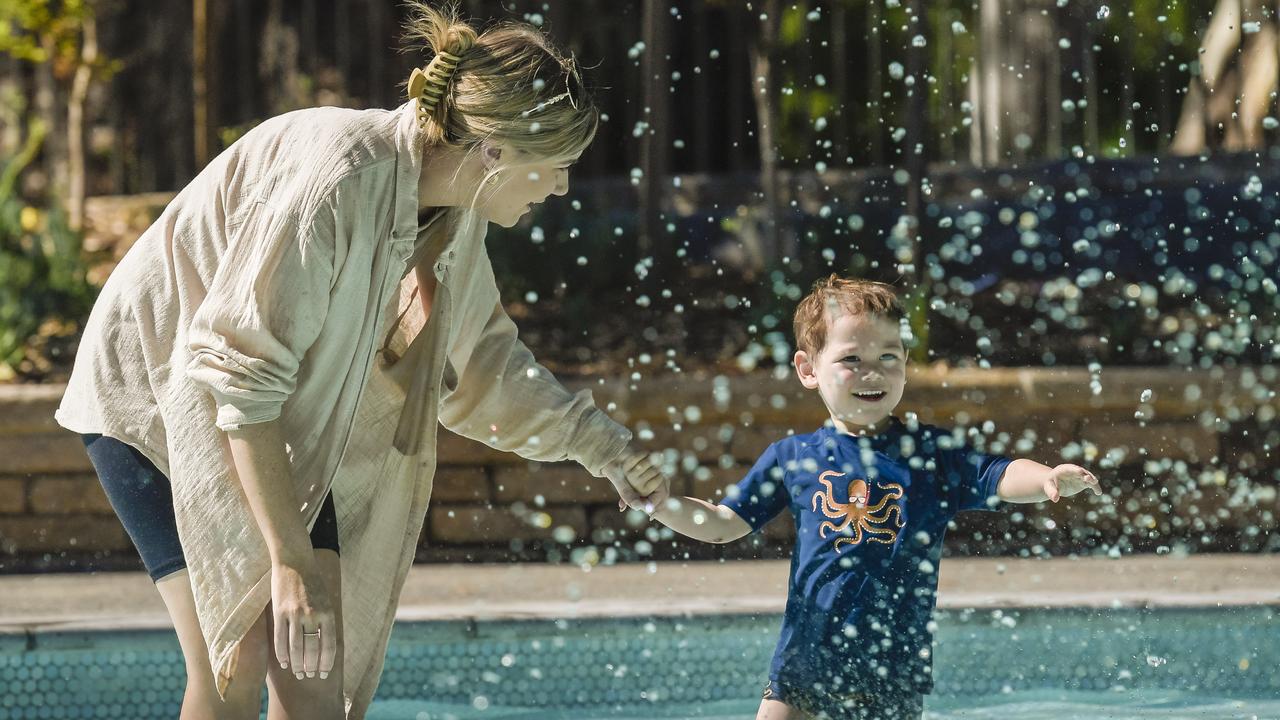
[649,496,753,544]
[997,459,1103,503]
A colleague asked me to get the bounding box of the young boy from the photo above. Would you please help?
[647,276,1102,720]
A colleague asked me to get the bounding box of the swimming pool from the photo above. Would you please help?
[2,605,1276,719]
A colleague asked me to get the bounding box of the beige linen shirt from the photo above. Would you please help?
[55,101,631,716]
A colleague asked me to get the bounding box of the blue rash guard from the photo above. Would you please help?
[721,415,1013,699]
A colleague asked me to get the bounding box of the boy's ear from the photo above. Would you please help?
[794,350,820,390]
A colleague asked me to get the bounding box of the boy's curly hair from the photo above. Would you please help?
[793,275,905,355]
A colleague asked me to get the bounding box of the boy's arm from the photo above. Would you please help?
[997,459,1103,503]
[651,497,753,544]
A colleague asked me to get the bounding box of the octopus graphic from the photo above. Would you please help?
[811,470,905,551]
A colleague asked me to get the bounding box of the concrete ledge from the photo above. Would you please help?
[1,554,1277,635]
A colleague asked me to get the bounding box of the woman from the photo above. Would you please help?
[55,4,665,718]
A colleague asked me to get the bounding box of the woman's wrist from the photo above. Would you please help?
[266,532,318,566]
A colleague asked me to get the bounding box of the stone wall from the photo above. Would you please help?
[1,365,1275,572]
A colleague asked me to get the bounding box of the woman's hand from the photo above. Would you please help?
[270,555,338,680]
[604,447,669,514]
[226,421,338,678]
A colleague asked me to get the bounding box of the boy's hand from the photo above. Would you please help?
[1044,463,1102,502]
[603,447,668,514]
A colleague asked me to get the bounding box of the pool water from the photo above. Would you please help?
[370,691,1280,720]
[2,606,1276,719]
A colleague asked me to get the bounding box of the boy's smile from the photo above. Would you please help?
[794,311,907,435]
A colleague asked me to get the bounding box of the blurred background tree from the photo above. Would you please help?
[1,0,1277,380]
[1,0,112,379]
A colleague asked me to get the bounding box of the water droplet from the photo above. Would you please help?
[1242,175,1263,200]
[1097,5,1110,19]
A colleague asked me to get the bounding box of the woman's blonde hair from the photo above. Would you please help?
[402,2,598,163]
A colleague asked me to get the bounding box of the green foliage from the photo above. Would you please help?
[0,123,96,377]
[0,0,93,65]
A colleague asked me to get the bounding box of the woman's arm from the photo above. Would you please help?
[650,496,752,544]
[226,421,313,565]
[226,421,337,681]
[438,297,632,478]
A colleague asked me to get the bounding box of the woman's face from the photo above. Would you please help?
[479,149,576,228]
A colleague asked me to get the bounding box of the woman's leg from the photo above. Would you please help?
[79,435,267,718]
[265,548,345,720]
[155,569,270,720]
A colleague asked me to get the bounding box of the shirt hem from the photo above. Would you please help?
[54,408,171,479]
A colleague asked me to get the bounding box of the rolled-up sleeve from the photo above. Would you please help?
[186,199,334,430]
[438,299,631,477]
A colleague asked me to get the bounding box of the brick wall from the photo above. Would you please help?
[1,366,1276,572]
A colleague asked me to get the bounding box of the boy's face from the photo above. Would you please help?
[793,311,907,434]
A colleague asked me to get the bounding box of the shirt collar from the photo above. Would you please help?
[822,415,904,452]
[390,100,426,254]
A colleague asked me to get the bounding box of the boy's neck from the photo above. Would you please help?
[831,415,897,437]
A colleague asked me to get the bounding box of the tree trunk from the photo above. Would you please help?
[867,0,884,165]
[968,34,983,165]
[234,0,254,121]
[1008,3,1029,162]
[0,55,21,158]
[68,10,98,232]
[366,0,386,108]
[747,0,782,271]
[693,3,713,172]
[933,2,953,161]
[638,0,671,265]
[727,8,749,172]
[1081,10,1099,154]
[335,0,351,105]
[979,0,1001,165]
[1120,10,1136,154]
[36,34,66,201]
[903,0,928,282]
[193,0,211,167]
[903,0,930,360]
[1047,3,1063,157]
[831,1,849,163]
[1158,28,1171,152]
[301,0,317,76]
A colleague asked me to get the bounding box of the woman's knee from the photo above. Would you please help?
[265,665,345,720]
[155,571,268,716]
